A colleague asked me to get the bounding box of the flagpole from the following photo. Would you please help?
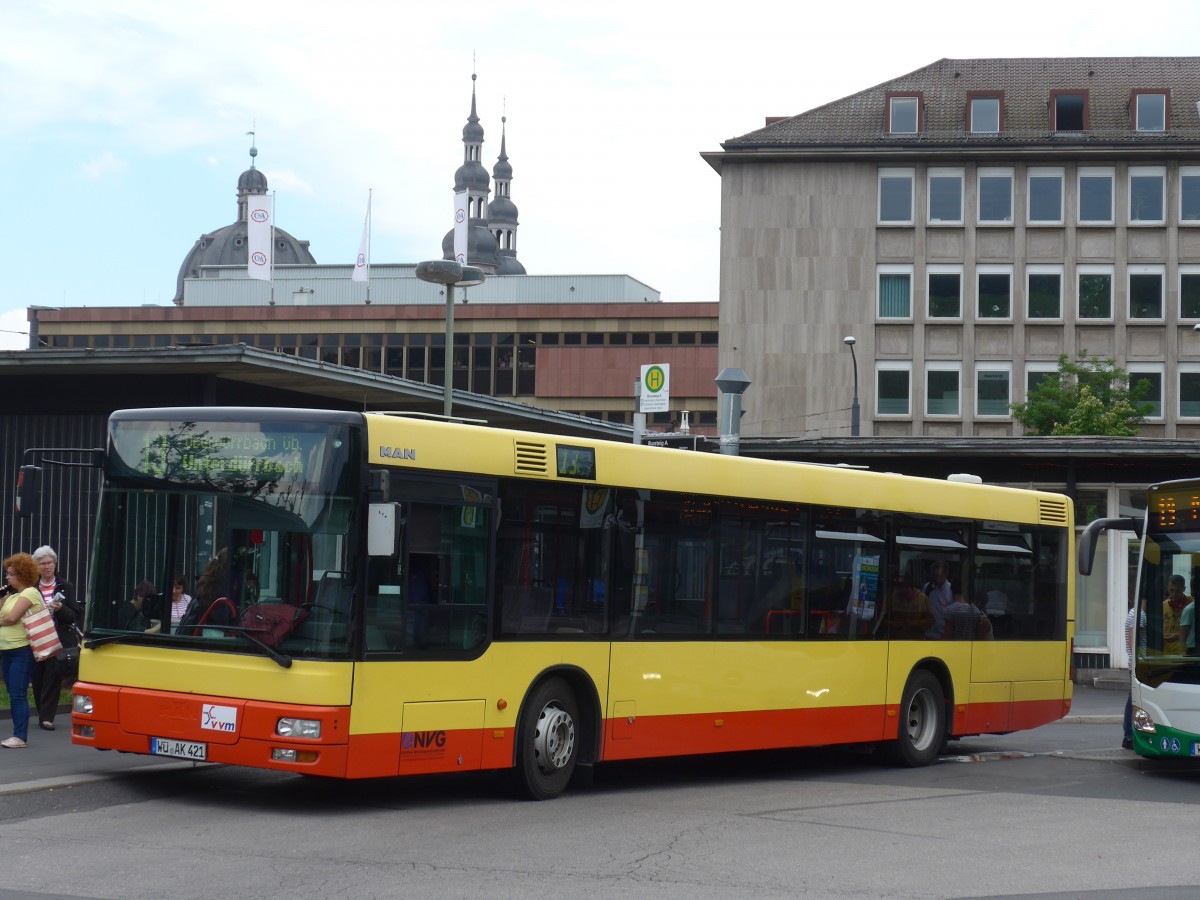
[270,191,276,307]
[366,188,372,306]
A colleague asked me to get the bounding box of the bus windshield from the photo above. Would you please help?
[1136,486,1200,687]
[86,415,361,660]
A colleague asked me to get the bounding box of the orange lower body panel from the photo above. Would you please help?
[600,704,888,762]
[72,682,351,778]
[73,682,1066,779]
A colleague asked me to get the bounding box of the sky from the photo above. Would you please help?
[2,0,1200,349]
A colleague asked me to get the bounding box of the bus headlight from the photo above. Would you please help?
[276,717,321,739]
[1132,707,1157,733]
[73,694,93,715]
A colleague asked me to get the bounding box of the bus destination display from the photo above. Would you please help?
[1149,488,1200,532]
[111,420,329,487]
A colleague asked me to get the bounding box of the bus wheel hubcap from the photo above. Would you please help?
[906,689,935,750]
[533,703,575,774]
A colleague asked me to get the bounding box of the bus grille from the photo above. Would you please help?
[514,440,549,476]
[1038,497,1070,525]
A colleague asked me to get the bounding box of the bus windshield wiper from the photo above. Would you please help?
[84,632,161,649]
[188,623,294,668]
[85,626,293,668]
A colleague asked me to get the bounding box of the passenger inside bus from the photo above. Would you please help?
[888,577,933,639]
[118,580,162,633]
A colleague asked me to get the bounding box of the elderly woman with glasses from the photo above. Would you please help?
[30,546,82,732]
[0,553,47,748]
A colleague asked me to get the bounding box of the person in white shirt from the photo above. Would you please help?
[169,575,193,629]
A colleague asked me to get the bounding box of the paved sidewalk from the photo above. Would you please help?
[1061,682,1124,724]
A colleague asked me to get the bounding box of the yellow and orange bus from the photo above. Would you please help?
[72,407,1074,799]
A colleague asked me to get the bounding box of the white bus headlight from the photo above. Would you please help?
[73,694,93,715]
[1132,707,1157,733]
[276,717,321,739]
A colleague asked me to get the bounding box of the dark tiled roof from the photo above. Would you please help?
[725,57,1200,147]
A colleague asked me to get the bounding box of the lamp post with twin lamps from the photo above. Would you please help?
[843,335,860,437]
[414,260,485,417]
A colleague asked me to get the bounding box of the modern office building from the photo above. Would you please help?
[707,57,1200,440]
[704,56,1200,676]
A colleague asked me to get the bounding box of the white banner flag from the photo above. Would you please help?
[453,190,469,265]
[352,191,371,283]
[246,194,273,282]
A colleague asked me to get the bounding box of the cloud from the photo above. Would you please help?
[0,308,30,350]
[80,151,128,180]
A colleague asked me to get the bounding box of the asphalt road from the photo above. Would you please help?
[3,685,1197,900]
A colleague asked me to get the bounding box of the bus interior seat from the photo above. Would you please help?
[295,572,352,649]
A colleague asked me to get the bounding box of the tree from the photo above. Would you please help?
[1010,351,1154,436]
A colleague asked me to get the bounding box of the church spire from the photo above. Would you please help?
[490,112,525,275]
[443,72,499,273]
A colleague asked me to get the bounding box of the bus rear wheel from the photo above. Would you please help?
[888,670,945,767]
[513,677,579,800]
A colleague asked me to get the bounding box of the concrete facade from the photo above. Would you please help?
[708,57,1200,441]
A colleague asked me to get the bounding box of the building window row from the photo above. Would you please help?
[44,329,719,406]
[886,88,1170,136]
[874,362,1198,421]
[878,165,1200,226]
[51,330,719,352]
[878,265,1200,323]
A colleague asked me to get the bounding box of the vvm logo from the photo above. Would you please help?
[401,731,447,753]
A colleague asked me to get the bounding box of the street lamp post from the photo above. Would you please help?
[843,336,860,437]
[415,260,485,417]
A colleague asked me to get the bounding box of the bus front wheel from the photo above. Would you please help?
[889,670,945,767]
[513,677,579,800]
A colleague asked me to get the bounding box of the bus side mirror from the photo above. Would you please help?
[1078,516,1142,576]
[15,464,41,518]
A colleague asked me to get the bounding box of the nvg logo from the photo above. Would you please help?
[379,446,416,460]
[401,730,447,751]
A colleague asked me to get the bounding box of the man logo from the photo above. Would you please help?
[379,446,416,460]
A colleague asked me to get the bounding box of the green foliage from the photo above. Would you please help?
[1010,351,1153,436]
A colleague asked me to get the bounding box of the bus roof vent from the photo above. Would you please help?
[514,440,550,477]
[1038,497,1070,525]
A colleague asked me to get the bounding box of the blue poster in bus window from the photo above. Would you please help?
[848,554,880,621]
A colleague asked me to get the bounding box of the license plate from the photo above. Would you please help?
[151,738,207,761]
[1191,743,1200,757]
